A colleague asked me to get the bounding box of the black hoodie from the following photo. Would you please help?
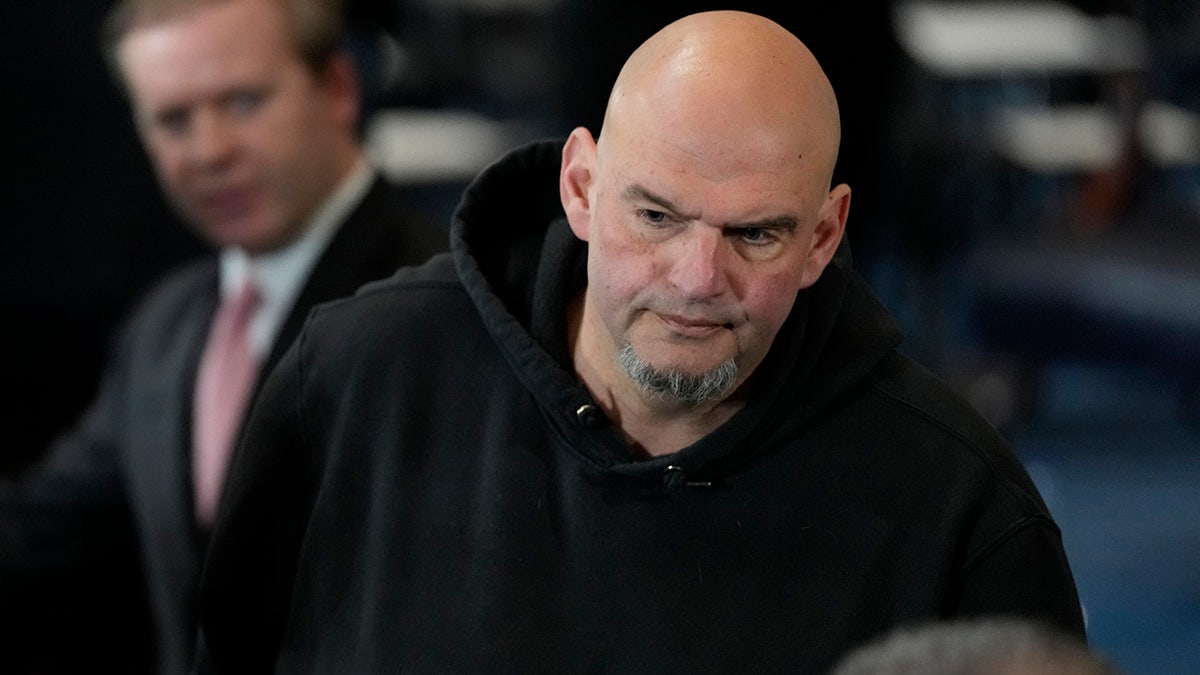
[201,141,1085,674]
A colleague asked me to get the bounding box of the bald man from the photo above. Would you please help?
[200,11,1085,673]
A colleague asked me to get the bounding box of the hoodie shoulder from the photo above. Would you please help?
[353,251,460,298]
[869,351,1006,452]
[864,351,1053,511]
[299,252,465,340]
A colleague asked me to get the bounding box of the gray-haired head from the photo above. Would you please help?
[830,618,1123,675]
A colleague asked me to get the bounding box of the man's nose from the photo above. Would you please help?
[187,110,237,166]
[667,227,730,300]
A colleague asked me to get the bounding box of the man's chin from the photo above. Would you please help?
[636,350,734,380]
[202,222,280,255]
[618,342,739,404]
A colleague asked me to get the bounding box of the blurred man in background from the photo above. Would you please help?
[0,0,444,671]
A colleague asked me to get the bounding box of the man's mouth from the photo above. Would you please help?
[200,186,256,218]
[658,313,731,338]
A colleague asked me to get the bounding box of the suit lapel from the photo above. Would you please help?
[124,268,219,661]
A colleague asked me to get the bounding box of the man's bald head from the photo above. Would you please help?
[599,10,842,196]
[559,10,854,424]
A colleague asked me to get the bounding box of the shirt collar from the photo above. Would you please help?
[216,158,376,354]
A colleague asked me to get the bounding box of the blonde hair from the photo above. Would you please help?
[101,0,346,85]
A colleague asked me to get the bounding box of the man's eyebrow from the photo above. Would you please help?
[624,184,688,216]
[728,215,799,233]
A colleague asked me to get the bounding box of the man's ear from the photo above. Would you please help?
[323,51,361,132]
[560,127,597,241]
[800,183,851,288]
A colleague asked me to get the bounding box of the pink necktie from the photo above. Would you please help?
[193,278,261,526]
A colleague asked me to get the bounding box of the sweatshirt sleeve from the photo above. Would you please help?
[951,514,1087,640]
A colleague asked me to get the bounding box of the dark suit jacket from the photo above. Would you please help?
[0,176,446,674]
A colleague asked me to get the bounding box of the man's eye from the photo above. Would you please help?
[154,109,190,135]
[228,90,265,115]
[638,209,670,225]
[732,227,771,244]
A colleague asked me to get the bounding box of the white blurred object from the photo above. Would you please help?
[364,108,528,183]
[417,0,560,12]
[894,0,1149,76]
[991,101,1200,171]
[1140,102,1200,167]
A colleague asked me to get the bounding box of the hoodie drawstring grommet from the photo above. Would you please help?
[575,403,606,429]
[664,465,716,490]
[663,466,688,490]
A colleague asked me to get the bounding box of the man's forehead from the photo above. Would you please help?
[120,1,293,70]
[608,90,812,172]
[120,10,293,103]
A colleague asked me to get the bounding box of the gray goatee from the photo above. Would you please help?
[617,342,737,405]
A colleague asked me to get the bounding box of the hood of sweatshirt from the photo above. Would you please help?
[450,139,903,488]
